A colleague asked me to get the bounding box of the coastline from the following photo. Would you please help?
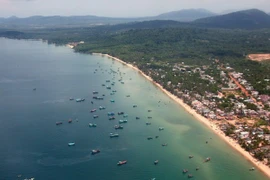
[92,52,270,178]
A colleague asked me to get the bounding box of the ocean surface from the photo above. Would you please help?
[0,38,268,180]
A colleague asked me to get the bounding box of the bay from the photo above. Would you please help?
[0,38,268,180]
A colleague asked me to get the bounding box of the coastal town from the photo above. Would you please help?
[67,42,270,169]
[136,57,270,167]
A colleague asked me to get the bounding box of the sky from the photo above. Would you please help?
[0,0,270,18]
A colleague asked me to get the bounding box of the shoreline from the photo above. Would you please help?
[92,52,270,178]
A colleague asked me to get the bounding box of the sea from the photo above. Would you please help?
[0,38,268,180]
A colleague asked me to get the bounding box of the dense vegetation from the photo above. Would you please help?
[1,20,270,94]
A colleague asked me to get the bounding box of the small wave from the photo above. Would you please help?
[0,78,36,84]
[42,99,66,104]
[37,154,98,167]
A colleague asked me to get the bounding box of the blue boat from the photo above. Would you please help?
[68,142,75,146]
[108,112,115,116]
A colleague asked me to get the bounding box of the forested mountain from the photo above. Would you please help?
[0,15,138,28]
[156,9,216,21]
[194,9,270,29]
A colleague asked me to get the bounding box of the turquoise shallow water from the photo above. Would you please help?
[0,38,268,180]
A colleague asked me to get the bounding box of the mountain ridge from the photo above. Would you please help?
[194,9,270,29]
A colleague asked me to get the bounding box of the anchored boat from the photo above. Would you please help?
[56,122,63,125]
[89,123,97,127]
[114,125,124,129]
[68,142,75,146]
[119,120,128,124]
[110,133,119,138]
[91,149,100,155]
[76,98,85,102]
[117,160,127,166]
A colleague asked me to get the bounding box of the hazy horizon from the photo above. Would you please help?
[0,0,270,18]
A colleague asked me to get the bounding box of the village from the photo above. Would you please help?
[140,58,270,166]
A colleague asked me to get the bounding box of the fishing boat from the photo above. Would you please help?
[133,105,137,108]
[68,142,75,146]
[249,167,255,171]
[148,110,152,112]
[108,112,115,116]
[33,88,36,91]
[188,174,193,178]
[109,116,115,120]
[146,122,151,125]
[91,149,100,155]
[99,106,106,110]
[76,98,85,102]
[147,116,152,119]
[93,91,98,94]
[110,92,114,95]
[112,90,117,92]
[90,109,97,113]
[121,81,124,84]
[96,97,104,100]
[118,112,124,115]
[93,96,97,99]
[117,160,127,166]
[114,125,124,129]
[69,97,74,100]
[204,157,211,162]
[106,80,110,82]
[136,117,140,119]
[196,167,199,171]
[155,136,159,138]
[102,84,105,86]
[162,143,168,146]
[68,119,72,123]
[183,169,188,173]
[189,155,194,159]
[110,133,119,138]
[89,123,97,127]
[123,114,128,117]
[93,115,99,118]
[158,127,164,131]
[147,137,153,140]
[126,95,130,97]
[119,120,128,124]
[56,122,63,125]
[154,160,159,165]
[107,86,111,90]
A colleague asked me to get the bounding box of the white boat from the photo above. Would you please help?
[68,142,75,146]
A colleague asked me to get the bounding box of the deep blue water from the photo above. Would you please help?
[0,38,268,180]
